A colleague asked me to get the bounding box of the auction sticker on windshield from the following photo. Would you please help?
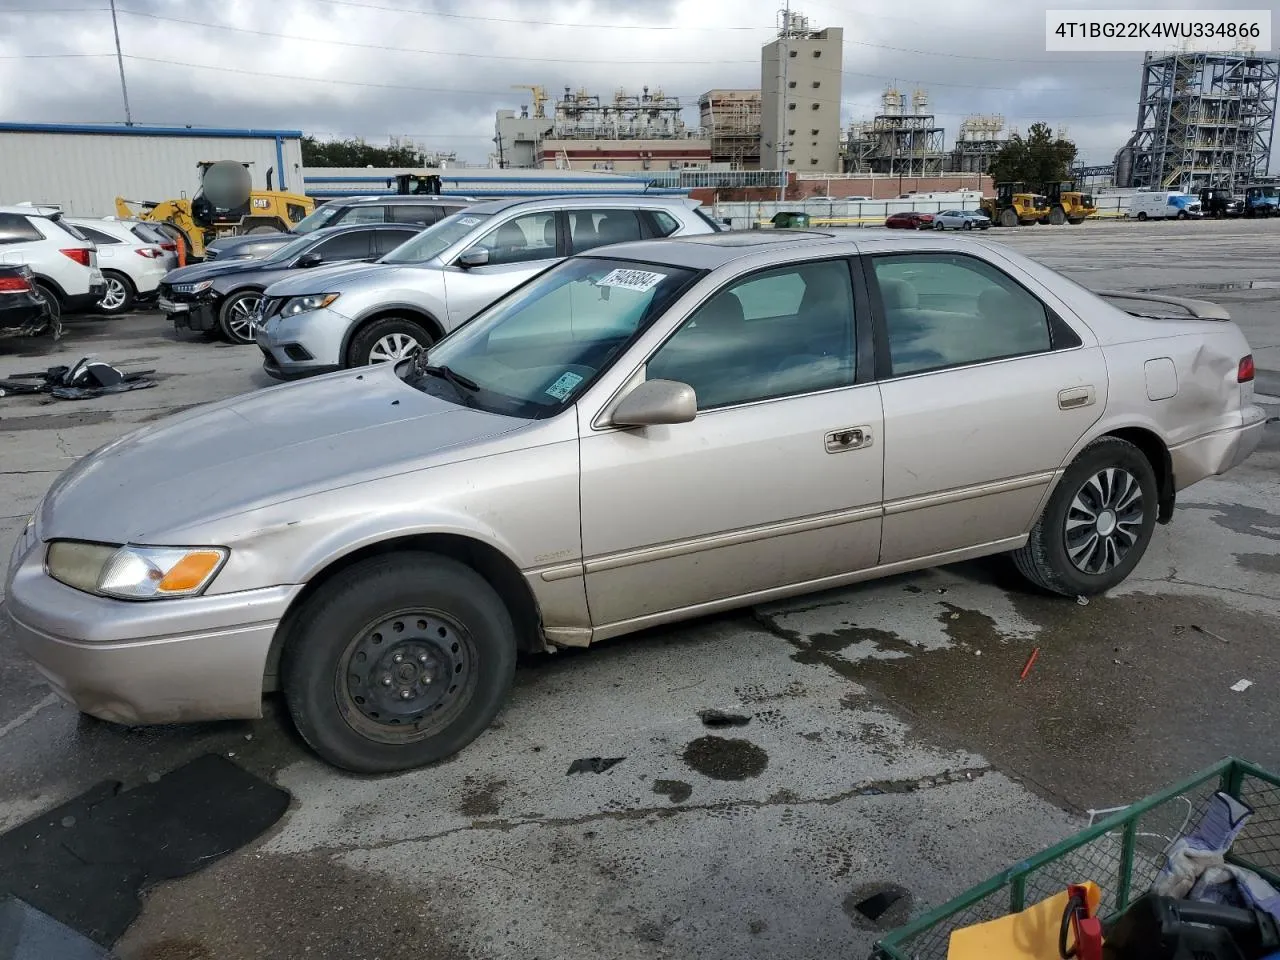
[457,217,482,226]
[597,268,665,292]
[545,371,584,400]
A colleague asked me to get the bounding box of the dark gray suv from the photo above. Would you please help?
[203,195,477,262]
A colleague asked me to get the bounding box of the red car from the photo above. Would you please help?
[884,211,935,229]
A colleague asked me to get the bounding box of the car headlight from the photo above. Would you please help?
[191,280,214,294]
[281,293,339,317]
[46,541,228,600]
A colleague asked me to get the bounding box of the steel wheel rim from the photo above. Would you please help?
[336,608,478,744]
[368,331,421,363]
[1064,467,1145,575]
[100,277,126,311]
[227,295,263,340]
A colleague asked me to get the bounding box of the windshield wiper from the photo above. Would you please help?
[418,363,480,399]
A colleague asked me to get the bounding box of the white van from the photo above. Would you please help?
[1128,190,1202,221]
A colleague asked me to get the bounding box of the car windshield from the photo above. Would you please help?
[290,204,344,235]
[379,212,492,264]
[404,256,699,418]
[261,234,318,264]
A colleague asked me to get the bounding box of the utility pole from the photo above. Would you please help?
[776,0,791,201]
[109,0,133,125]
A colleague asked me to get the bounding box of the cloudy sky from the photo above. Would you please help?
[0,0,1262,166]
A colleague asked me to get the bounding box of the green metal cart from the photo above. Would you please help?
[873,757,1280,960]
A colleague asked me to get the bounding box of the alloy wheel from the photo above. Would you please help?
[368,331,421,363]
[99,276,127,312]
[337,609,477,744]
[1064,467,1145,575]
[227,294,263,340]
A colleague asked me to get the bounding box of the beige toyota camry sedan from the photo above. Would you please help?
[5,230,1265,772]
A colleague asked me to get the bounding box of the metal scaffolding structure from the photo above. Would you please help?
[844,88,946,175]
[946,115,1007,175]
[698,89,762,169]
[1117,50,1279,191]
[550,86,699,140]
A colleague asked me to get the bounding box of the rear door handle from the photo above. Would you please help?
[825,426,873,453]
[1058,386,1096,410]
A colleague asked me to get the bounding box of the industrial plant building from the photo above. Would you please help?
[1114,50,1279,192]
[760,14,844,173]
[699,89,762,169]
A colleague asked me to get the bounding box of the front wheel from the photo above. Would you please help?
[999,208,1018,228]
[98,270,135,316]
[1177,210,1189,221]
[1012,436,1158,596]
[217,290,264,345]
[349,316,433,367]
[962,220,973,231]
[282,553,518,773]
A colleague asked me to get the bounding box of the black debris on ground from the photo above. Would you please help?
[0,357,156,401]
[681,736,769,781]
[0,754,290,947]
[697,709,752,729]
[566,757,626,775]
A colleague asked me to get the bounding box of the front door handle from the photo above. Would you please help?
[825,426,873,453]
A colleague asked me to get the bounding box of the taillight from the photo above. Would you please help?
[135,247,163,258]
[1238,355,1255,383]
[0,275,32,293]
[158,241,177,252]
[60,248,91,267]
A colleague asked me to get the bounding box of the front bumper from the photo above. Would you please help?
[255,303,351,379]
[3,536,298,725]
[161,296,219,333]
[1169,408,1267,491]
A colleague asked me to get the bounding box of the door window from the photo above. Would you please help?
[77,225,122,245]
[389,204,443,224]
[646,259,857,410]
[338,205,388,224]
[310,231,371,261]
[568,210,643,254]
[0,213,44,244]
[645,210,680,237]
[371,228,418,257]
[871,253,1054,376]
[472,212,558,265]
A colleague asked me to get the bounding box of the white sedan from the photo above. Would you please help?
[934,209,992,231]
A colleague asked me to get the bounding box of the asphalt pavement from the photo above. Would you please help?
[0,218,1277,960]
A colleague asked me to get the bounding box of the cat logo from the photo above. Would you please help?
[252,198,271,209]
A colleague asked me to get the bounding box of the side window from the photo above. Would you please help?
[646,259,856,410]
[310,232,371,261]
[78,225,121,245]
[871,253,1054,376]
[471,211,558,265]
[0,213,45,244]
[371,228,417,257]
[568,209,642,254]
[645,210,680,237]
[389,204,441,225]
[338,205,387,224]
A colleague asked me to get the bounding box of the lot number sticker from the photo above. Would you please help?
[597,268,665,292]
[457,216,482,226]
[545,371,584,400]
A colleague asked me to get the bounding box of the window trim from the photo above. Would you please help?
[622,254,872,418]
[859,250,1084,382]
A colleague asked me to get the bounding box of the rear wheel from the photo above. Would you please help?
[1136,212,1148,221]
[1067,218,1085,225]
[349,316,433,367]
[281,553,518,773]
[98,270,135,316]
[1012,436,1158,597]
[217,290,263,345]
[1049,206,1067,226]
[999,208,1018,228]
[32,281,63,335]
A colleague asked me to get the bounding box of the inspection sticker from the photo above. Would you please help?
[457,216,482,226]
[545,371,584,400]
[597,268,665,292]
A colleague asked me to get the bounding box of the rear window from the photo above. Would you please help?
[0,212,44,244]
[690,206,723,232]
[130,223,168,244]
[50,217,91,243]
[77,224,122,245]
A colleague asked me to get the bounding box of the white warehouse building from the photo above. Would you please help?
[0,122,305,217]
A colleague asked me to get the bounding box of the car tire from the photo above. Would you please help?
[217,290,264,345]
[349,316,434,367]
[32,281,63,323]
[962,220,973,231]
[1177,211,1189,221]
[281,552,518,774]
[1011,436,1158,597]
[1136,212,1148,221]
[1049,207,1067,226]
[98,270,135,316]
[999,208,1018,228]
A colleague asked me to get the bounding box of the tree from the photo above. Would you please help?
[302,136,432,167]
[987,123,1078,186]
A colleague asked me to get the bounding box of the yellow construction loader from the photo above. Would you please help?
[115,161,313,260]
[981,182,1051,227]
[1036,181,1097,225]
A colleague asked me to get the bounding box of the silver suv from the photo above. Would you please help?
[255,196,721,379]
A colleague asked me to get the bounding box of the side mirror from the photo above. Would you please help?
[296,251,324,268]
[611,379,697,427]
[457,248,489,268]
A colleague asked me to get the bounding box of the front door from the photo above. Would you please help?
[441,210,561,327]
[578,257,884,631]
[866,249,1108,565]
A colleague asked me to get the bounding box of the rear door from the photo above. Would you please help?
[440,209,561,327]
[371,226,419,259]
[866,248,1107,565]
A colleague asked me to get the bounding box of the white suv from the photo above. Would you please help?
[69,218,176,315]
[0,205,104,320]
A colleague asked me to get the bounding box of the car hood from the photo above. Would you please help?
[265,262,420,297]
[38,366,523,544]
[164,259,275,284]
[206,233,291,254]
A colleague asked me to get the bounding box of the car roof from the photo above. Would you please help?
[302,221,422,239]
[461,195,699,216]
[0,204,59,218]
[337,195,479,206]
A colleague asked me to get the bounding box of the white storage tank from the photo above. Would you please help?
[0,122,306,217]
